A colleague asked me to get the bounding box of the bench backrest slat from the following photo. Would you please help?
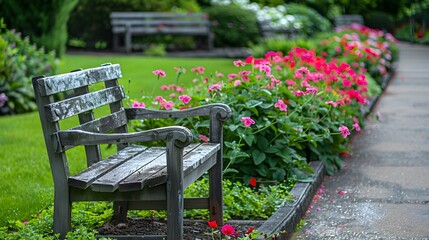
[71,110,128,133]
[44,86,125,122]
[335,15,364,27]
[35,64,122,96]
[110,12,208,19]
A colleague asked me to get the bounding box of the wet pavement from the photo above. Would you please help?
[292,43,429,240]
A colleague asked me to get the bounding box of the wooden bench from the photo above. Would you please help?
[32,64,230,239]
[334,15,364,27]
[258,20,299,39]
[110,12,214,52]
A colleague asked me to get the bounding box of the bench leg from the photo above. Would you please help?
[166,143,184,239]
[112,201,129,223]
[209,153,223,225]
[53,193,71,239]
[125,29,132,53]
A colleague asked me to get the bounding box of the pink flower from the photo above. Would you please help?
[160,85,169,90]
[325,101,338,107]
[234,80,242,86]
[305,87,319,94]
[132,101,146,108]
[285,79,296,86]
[233,59,246,67]
[191,66,205,74]
[339,125,350,138]
[208,82,222,92]
[221,224,235,236]
[259,64,271,77]
[161,101,174,110]
[228,73,238,80]
[274,99,288,112]
[198,134,209,143]
[173,66,186,73]
[240,116,255,127]
[353,123,361,132]
[294,90,305,97]
[216,72,224,77]
[178,95,191,105]
[155,96,166,102]
[152,69,166,77]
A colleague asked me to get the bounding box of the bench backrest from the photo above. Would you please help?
[110,12,211,35]
[32,64,127,182]
[334,15,364,27]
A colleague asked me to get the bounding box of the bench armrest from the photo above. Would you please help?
[125,103,231,122]
[54,126,192,153]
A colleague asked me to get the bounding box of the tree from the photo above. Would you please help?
[0,0,78,58]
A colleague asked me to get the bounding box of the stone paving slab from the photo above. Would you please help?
[292,43,429,239]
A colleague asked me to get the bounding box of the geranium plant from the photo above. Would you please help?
[130,45,372,180]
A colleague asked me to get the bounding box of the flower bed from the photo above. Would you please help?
[0,25,398,239]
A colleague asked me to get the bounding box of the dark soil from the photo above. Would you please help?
[98,218,263,239]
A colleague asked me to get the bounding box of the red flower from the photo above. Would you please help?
[245,227,255,234]
[221,224,235,236]
[249,177,257,187]
[207,220,218,229]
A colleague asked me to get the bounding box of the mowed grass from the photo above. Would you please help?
[60,54,239,99]
[0,54,238,226]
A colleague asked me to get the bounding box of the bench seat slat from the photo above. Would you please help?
[110,12,208,19]
[45,86,124,122]
[91,147,166,192]
[68,145,146,189]
[36,64,121,96]
[118,143,201,192]
[145,143,220,188]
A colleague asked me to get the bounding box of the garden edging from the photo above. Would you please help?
[255,161,325,239]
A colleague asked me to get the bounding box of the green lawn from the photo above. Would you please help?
[0,54,238,226]
[60,54,238,99]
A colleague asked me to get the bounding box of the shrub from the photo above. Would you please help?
[130,49,375,180]
[365,11,394,33]
[206,4,260,47]
[0,19,58,115]
[250,36,318,58]
[285,3,332,37]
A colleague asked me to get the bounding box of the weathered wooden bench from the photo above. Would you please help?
[334,14,364,27]
[110,12,214,52]
[32,64,230,239]
[258,20,299,39]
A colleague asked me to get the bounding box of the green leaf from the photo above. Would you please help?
[252,149,266,165]
[228,124,239,132]
[256,136,269,150]
[255,165,268,176]
[272,168,286,181]
[245,100,263,108]
[223,168,239,174]
[243,134,255,146]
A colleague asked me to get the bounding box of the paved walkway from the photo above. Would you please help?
[292,43,429,239]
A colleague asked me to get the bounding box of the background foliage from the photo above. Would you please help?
[0,19,58,115]
[0,0,78,57]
